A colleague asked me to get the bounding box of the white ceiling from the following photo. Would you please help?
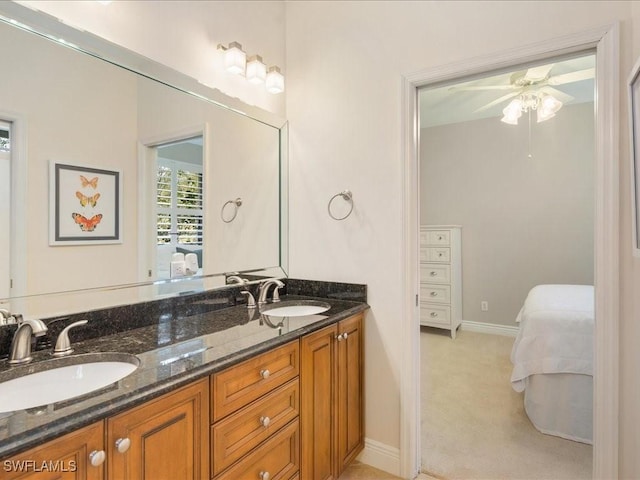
[419,53,596,128]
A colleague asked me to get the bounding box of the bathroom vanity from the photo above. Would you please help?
[0,285,367,480]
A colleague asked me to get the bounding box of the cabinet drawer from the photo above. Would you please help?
[421,247,450,263]
[212,341,299,422]
[420,305,451,327]
[214,419,299,480]
[420,264,451,284]
[421,284,451,304]
[421,230,451,246]
[212,379,300,477]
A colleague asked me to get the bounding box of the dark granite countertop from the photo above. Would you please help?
[0,294,368,458]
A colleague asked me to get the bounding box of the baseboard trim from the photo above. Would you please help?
[356,438,400,476]
[461,320,518,337]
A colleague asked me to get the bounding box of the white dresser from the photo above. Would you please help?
[420,225,462,338]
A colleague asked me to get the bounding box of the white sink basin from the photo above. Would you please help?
[261,300,331,317]
[0,352,139,413]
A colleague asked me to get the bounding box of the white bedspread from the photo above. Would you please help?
[510,284,594,393]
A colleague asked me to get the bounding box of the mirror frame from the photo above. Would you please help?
[0,2,288,304]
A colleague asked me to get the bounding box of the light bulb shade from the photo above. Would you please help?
[266,66,284,94]
[537,94,562,122]
[540,94,562,114]
[501,99,523,125]
[246,55,267,84]
[221,41,246,75]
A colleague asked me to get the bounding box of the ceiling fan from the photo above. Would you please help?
[450,63,595,124]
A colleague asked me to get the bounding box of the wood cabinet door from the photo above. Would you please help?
[336,314,364,476]
[107,378,209,480]
[300,323,338,480]
[1,421,104,480]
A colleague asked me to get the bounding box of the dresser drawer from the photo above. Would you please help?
[420,305,451,327]
[212,379,300,476]
[214,419,299,480]
[212,341,299,422]
[421,284,451,304]
[420,263,451,284]
[421,247,450,263]
[421,230,451,246]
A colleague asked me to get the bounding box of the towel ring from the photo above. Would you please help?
[328,190,354,221]
[221,197,242,223]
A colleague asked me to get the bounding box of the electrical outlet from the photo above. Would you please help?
[481,301,489,311]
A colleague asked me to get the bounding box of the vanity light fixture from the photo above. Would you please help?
[217,42,284,94]
[265,66,285,94]
[217,41,246,75]
[246,55,267,84]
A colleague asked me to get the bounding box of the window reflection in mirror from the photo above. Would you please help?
[155,137,204,280]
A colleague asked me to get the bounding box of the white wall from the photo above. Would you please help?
[285,0,635,473]
[421,103,595,327]
[18,0,286,117]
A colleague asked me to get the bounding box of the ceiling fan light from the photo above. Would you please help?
[540,94,563,114]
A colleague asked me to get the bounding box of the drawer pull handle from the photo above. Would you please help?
[430,312,438,318]
[336,332,349,341]
[438,253,443,257]
[259,471,270,480]
[260,416,271,427]
[430,271,437,276]
[430,292,437,297]
[438,236,443,240]
[260,369,270,379]
[89,450,106,467]
[115,437,131,454]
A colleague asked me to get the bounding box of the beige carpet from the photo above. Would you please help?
[421,327,592,480]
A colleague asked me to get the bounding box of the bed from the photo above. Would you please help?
[510,284,594,444]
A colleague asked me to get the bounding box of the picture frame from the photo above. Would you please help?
[630,56,640,257]
[49,161,122,245]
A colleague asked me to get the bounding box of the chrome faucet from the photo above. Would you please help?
[8,318,48,365]
[257,279,284,305]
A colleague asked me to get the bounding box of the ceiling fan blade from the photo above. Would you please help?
[547,68,595,86]
[539,86,575,103]
[449,84,516,92]
[473,92,520,113]
[524,64,554,82]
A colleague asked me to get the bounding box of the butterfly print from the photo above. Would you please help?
[76,191,101,207]
[72,213,103,232]
[80,175,99,189]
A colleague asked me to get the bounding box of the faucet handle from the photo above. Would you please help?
[272,284,284,303]
[241,291,256,308]
[53,320,88,357]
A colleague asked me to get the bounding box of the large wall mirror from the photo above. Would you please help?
[0,3,288,316]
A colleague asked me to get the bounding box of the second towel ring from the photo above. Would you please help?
[221,197,242,223]
[328,190,354,221]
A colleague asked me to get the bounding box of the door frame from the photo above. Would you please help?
[400,24,620,479]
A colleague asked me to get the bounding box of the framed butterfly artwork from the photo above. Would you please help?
[49,162,122,245]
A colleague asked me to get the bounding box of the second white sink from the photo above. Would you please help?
[261,300,331,317]
[0,352,139,413]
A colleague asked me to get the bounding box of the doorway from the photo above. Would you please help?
[417,52,595,478]
[399,25,619,480]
